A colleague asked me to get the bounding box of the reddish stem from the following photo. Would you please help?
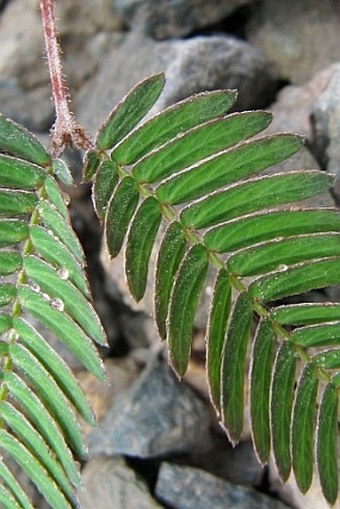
[39,0,93,156]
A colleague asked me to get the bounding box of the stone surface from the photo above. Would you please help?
[77,29,278,137]
[79,456,163,509]
[155,463,290,509]
[247,0,340,84]
[113,0,252,39]
[88,354,211,458]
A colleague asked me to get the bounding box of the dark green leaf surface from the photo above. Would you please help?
[292,364,318,493]
[0,155,45,189]
[9,343,87,459]
[313,349,340,369]
[291,321,340,348]
[18,285,105,380]
[204,208,340,253]
[96,73,165,150]
[250,319,275,464]
[126,197,161,301]
[134,111,272,185]
[93,159,119,220]
[221,292,252,444]
[23,255,106,346]
[44,176,68,220]
[0,314,11,333]
[271,341,296,481]
[0,250,21,275]
[180,171,333,229]
[0,460,34,509]
[38,201,85,264]
[0,430,71,509]
[29,225,89,297]
[52,159,74,187]
[227,232,340,276]
[250,258,340,302]
[206,268,231,412]
[83,149,100,182]
[13,317,94,425]
[112,90,237,164]
[112,89,238,164]
[0,401,74,504]
[105,176,139,258]
[168,244,208,376]
[155,133,301,204]
[0,114,50,166]
[0,283,16,306]
[272,303,340,326]
[155,222,186,339]
[0,219,29,247]
[0,190,37,216]
[317,384,339,505]
[2,371,79,486]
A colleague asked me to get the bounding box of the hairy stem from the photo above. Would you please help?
[39,0,94,156]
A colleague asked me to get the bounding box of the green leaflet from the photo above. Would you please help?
[9,343,87,459]
[250,318,275,464]
[0,219,29,247]
[18,285,105,380]
[291,321,340,348]
[134,111,272,185]
[204,208,340,253]
[0,460,34,509]
[83,149,101,182]
[220,292,252,444]
[0,283,16,306]
[272,303,340,326]
[227,232,340,276]
[13,317,95,425]
[155,222,186,339]
[0,114,50,167]
[52,159,74,188]
[0,401,75,505]
[44,175,69,220]
[271,341,296,481]
[0,314,11,333]
[0,155,45,189]
[93,159,119,221]
[2,371,80,487]
[250,258,340,301]
[125,197,162,301]
[168,244,208,376]
[155,133,301,203]
[29,225,90,297]
[317,383,339,505]
[0,190,37,216]
[37,200,85,265]
[96,73,165,150]
[206,268,231,413]
[23,255,106,346]
[180,171,333,229]
[111,89,238,164]
[0,429,72,509]
[0,485,22,509]
[105,176,139,258]
[313,349,340,369]
[0,250,22,275]
[292,364,318,494]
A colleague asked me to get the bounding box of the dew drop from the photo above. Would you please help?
[277,264,288,271]
[30,283,40,293]
[50,297,64,312]
[57,267,69,280]
[41,292,51,302]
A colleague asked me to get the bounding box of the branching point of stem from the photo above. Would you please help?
[39,0,94,156]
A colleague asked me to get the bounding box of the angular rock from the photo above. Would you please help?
[79,456,163,509]
[155,463,290,509]
[88,354,211,458]
[77,29,278,137]
[113,0,253,39]
[247,0,340,84]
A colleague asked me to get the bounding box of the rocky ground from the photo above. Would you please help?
[1,0,340,508]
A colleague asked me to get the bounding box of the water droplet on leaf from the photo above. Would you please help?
[50,297,64,311]
[57,267,69,280]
